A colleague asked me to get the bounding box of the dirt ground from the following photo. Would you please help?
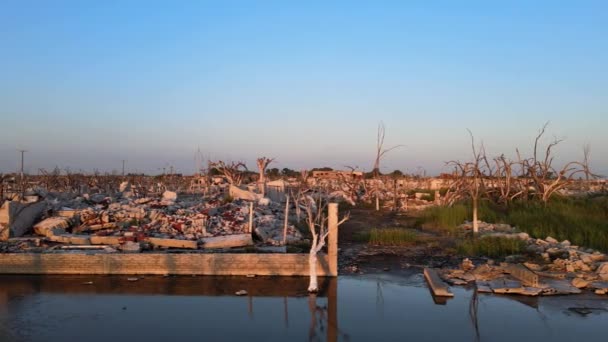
[338,207,462,275]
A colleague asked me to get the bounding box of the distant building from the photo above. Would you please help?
[311,170,363,180]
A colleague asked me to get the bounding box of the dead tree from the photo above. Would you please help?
[301,196,348,292]
[209,161,248,186]
[337,166,363,206]
[448,130,488,234]
[372,121,403,177]
[256,157,275,195]
[491,154,524,206]
[521,122,594,204]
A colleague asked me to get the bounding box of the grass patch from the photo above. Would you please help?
[506,197,608,251]
[457,237,525,258]
[368,228,419,246]
[351,231,371,243]
[420,196,608,251]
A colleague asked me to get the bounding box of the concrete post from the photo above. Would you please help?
[248,202,254,234]
[328,203,338,277]
[283,195,289,245]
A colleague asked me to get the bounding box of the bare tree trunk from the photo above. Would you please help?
[308,250,319,292]
[472,196,479,234]
[393,179,398,211]
[375,195,380,211]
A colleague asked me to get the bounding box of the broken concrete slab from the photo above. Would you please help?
[520,287,543,296]
[202,234,253,249]
[119,241,141,253]
[90,236,123,245]
[229,185,262,202]
[476,281,493,293]
[48,234,91,245]
[489,278,525,294]
[504,263,540,287]
[591,282,608,295]
[543,279,583,295]
[572,278,590,289]
[424,268,454,297]
[7,201,46,238]
[56,209,78,218]
[148,237,197,249]
[596,262,608,280]
[161,191,177,205]
[34,217,71,237]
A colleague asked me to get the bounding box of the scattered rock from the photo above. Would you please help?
[461,258,475,271]
[545,236,559,244]
[597,262,608,281]
[572,278,590,289]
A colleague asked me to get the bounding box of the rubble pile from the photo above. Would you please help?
[436,221,608,297]
[0,185,303,253]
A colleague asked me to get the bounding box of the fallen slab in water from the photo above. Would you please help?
[489,278,525,294]
[505,263,540,287]
[424,268,454,297]
[542,279,582,295]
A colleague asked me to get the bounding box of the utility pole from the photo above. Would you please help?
[122,160,126,177]
[17,149,27,198]
[17,149,27,180]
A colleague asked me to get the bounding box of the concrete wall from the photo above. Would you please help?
[0,253,333,276]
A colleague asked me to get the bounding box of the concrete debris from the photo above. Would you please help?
[489,278,525,294]
[572,278,590,289]
[202,234,253,249]
[229,185,261,202]
[160,191,177,205]
[119,241,141,253]
[597,262,608,280]
[1,182,306,253]
[437,220,608,296]
[591,282,608,295]
[33,217,70,237]
[148,237,197,249]
[4,201,47,238]
[460,258,475,271]
[424,268,454,297]
[504,264,540,287]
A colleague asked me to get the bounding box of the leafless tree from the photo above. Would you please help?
[337,166,364,205]
[209,161,248,186]
[491,154,524,206]
[521,122,594,204]
[301,196,349,292]
[448,130,488,234]
[372,121,403,177]
[256,157,275,195]
[300,169,310,186]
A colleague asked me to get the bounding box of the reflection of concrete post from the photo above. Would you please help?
[328,203,338,277]
[327,277,338,342]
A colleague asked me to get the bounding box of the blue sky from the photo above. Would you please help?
[1,1,606,175]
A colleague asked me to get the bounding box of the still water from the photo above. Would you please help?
[0,273,606,341]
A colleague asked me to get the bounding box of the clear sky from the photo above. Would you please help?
[1,0,606,176]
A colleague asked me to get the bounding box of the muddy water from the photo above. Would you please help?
[0,273,606,341]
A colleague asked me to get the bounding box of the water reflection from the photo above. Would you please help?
[0,275,607,342]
